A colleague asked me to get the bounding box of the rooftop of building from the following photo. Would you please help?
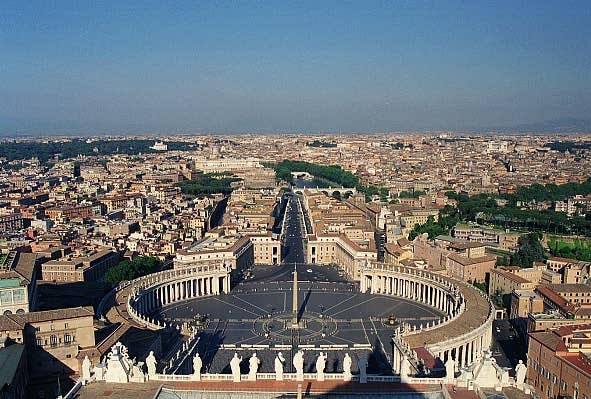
[0,343,25,391]
[529,330,568,351]
[547,256,579,264]
[546,283,591,293]
[446,253,496,266]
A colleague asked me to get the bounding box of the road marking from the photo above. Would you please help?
[211,297,260,317]
[233,294,270,314]
[360,319,370,345]
[324,293,360,313]
[330,296,379,317]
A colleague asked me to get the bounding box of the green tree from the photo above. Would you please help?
[104,256,161,288]
[510,233,546,268]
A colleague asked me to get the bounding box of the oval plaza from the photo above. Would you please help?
[91,190,506,397]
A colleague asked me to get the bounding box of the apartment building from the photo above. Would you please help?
[0,214,24,233]
[45,203,95,221]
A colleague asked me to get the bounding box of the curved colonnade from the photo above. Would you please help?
[121,260,493,376]
[361,262,494,372]
[125,262,230,330]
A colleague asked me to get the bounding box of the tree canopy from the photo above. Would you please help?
[271,160,360,188]
[510,233,546,268]
[104,256,160,288]
[175,173,241,196]
[0,139,193,163]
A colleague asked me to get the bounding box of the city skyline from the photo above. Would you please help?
[2,1,591,135]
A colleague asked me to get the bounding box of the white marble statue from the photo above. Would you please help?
[105,342,131,383]
[358,355,368,384]
[193,353,202,381]
[249,352,260,381]
[275,352,285,381]
[82,355,92,379]
[343,353,352,381]
[230,352,242,382]
[316,352,327,381]
[400,355,410,383]
[515,359,527,386]
[472,351,506,389]
[445,356,457,379]
[293,350,305,381]
[145,351,157,377]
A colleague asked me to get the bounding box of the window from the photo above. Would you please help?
[64,334,71,345]
[35,327,40,332]
[36,337,42,346]
[50,325,55,331]
[50,335,57,348]
[64,323,69,329]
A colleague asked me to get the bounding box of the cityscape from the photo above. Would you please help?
[1,2,591,399]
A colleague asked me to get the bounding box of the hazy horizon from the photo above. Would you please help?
[2,1,590,136]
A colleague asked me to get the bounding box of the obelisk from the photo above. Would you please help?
[292,265,299,327]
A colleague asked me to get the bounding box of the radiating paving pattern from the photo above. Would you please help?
[156,264,445,373]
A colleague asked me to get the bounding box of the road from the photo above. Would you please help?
[282,193,307,264]
[490,319,527,373]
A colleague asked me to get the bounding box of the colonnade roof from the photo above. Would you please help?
[399,273,491,348]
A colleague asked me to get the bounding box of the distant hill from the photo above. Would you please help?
[484,118,591,134]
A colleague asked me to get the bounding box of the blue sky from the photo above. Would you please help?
[1,1,590,134]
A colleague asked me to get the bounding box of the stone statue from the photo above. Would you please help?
[445,356,456,379]
[145,351,157,377]
[193,353,202,381]
[230,352,242,382]
[275,352,285,381]
[400,355,410,383]
[293,350,305,381]
[343,353,352,381]
[515,359,527,386]
[358,355,368,384]
[105,342,131,383]
[82,355,92,379]
[316,352,327,381]
[249,352,260,381]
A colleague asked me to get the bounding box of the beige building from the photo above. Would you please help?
[510,289,544,319]
[446,252,496,283]
[546,256,578,273]
[307,234,377,280]
[175,235,254,271]
[453,224,521,251]
[0,306,95,376]
[250,234,281,265]
[41,249,120,282]
[384,239,413,266]
[489,267,537,296]
[563,261,591,284]
[543,283,591,306]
